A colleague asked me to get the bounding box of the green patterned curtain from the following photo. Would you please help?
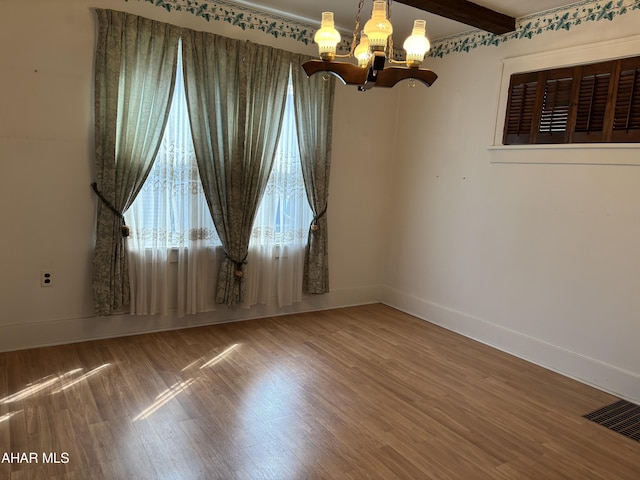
[92,10,180,315]
[290,54,336,294]
[181,30,292,307]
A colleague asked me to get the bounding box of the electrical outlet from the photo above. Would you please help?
[41,271,53,287]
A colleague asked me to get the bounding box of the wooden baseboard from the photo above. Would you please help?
[0,285,381,353]
[380,286,640,405]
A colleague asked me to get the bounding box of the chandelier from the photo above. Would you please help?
[303,0,437,91]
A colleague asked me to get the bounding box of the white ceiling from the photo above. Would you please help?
[230,0,581,43]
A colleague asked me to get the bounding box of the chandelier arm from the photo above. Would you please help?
[374,66,438,88]
[302,59,369,86]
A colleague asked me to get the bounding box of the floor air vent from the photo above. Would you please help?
[583,399,640,442]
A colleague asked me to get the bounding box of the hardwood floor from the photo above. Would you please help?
[1,304,638,479]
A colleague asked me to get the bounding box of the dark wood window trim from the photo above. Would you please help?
[503,55,640,145]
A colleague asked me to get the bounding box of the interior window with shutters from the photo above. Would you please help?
[502,55,640,145]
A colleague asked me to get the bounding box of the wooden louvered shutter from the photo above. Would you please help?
[536,68,574,144]
[503,72,538,145]
[502,55,640,145]
[611,57,640,142]
[572,62,615,143]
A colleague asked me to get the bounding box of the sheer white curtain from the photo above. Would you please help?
[244,80,313,307]
[126,50,312,316]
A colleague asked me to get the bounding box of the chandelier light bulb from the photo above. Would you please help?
[363,0,393,52]
[314,12,341,61]
[403,20,430,67]
[354,34,372,67]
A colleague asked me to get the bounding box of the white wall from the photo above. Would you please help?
[0,0,395,351]
[382,10,640,403]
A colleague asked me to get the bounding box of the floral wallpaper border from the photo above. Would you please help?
[431,0,640,57]
[126,0,640,57]
[124,0,320,45]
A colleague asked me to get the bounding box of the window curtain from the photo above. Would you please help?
[125,42,222,317]
[245,78,313,307]
[181,30,292,307]
[290,54,336,294]
[92,9,180,315]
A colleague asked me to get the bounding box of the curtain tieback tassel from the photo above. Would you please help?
[91,182,129,237]
[310,205,328,232]
[224,252,248,279]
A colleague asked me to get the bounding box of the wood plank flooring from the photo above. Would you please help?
[1,304,638,479]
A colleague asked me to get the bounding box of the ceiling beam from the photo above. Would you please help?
[394,0,516,35]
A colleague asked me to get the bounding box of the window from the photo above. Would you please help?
[125,46,312,315]
[250,80,312,248]
[503,55,640,145]
[127,50,220,249]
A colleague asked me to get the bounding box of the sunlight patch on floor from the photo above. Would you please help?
[200,343,240,369]
[0,411,19,423]
[133,378,198,421]
[133,343,241,421]
[1,368,85,404]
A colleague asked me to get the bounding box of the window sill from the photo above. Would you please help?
[487,143,640,165]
